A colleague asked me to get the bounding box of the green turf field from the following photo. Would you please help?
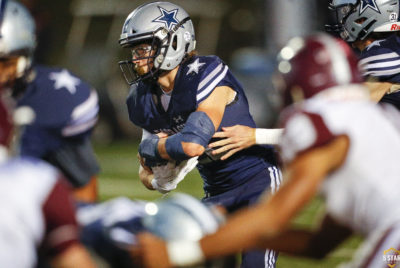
[95,141,362,268]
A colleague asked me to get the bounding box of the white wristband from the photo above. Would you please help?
[255,128,284,145]
[167,240,205,266]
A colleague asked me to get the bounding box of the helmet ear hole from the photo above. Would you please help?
[172,35,178,50]
[355,17,367,24]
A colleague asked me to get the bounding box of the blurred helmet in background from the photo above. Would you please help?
[275,33,363,107]
[118,1,196,84]
[0,0,36,82]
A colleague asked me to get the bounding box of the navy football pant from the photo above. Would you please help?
[202,165,282,268]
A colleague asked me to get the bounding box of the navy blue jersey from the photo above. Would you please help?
[17,65,99,158]
[358,34,400,110]
[15,65,100,187]
[127,55,275,194]
[359,34,400,82]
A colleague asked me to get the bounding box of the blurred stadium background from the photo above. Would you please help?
[24,0,361,267]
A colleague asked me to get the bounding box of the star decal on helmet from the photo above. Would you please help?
[152,6,179,30]
[359,0,380,14]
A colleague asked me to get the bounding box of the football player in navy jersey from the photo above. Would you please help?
[136,33,400,268]
[119,1,280,267]
[0,0,100,202]
[328,0,400,109]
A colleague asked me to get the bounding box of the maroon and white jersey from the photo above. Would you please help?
[279,86,400,236]
[0,157,79,268]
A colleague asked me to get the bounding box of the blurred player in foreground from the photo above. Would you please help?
[77,193,234,268]
[136,33,400,268]
[119,2,280,267]
[0,0,100,202]
[0,96,95,267]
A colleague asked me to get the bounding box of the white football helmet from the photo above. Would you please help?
[329,0,400,42]
[119,1,196,84]
[0,0,36,78]
[142,193,223,241]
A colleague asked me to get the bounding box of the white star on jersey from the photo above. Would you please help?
[366,40,383,51]
[49,69,80,94]
[186,58,205,75]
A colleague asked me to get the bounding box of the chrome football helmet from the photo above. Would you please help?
[0,0,36,79]
[142,193,223,241]
[276,33,363,106]
[328,0,400,42]
[119,1,196,85]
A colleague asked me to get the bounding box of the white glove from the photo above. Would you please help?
[151,157,198,194]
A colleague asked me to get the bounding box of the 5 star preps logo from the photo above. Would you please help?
[383,247,400,268]
[152,6,179,30]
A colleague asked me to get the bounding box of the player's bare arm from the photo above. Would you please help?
[199,135,349,260]
[51,244,97,268]
[364,80,393,102]
[133,233,172,268]
[209,126,283,160]
[255,214,352,259]
[209,125,256,160]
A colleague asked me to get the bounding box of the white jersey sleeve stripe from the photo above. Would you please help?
[268,167,277,194]
[62,89,99,136]
[71,90,99,121]
[196,66,229,103]
[62,117,98,137]
[70,106,99,126]
[363,67,400,77]
[361,59,400,69]
[358,52,399,66]
[197,63,223,90]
